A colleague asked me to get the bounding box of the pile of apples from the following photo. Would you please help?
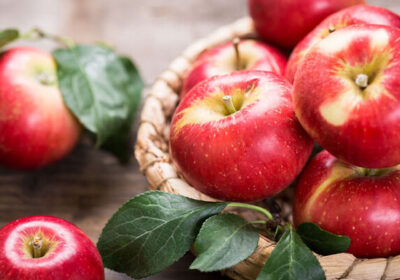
[170,1,400,258]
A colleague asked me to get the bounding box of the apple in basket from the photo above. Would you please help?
[0,216,104,280]
[248,0,365,49]
[0,47,81,170]
[180,39,287,98]
[293,150,400,258]
[286,4,400,83]
[294,24,400,168]
[170,70,313,202]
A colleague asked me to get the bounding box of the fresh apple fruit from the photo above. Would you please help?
[293,150,400,258]
[286,4,400,83]
[0,216,104,279]
[180,39,287,98]
[248,0,365,50]
[170,71,313,202]
[293,24,400,168]
[0,47,81,170]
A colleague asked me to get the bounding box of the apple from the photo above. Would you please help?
[170,71,313,202]
[0,216,104,279]
[180,39,287,98]
[286,4,400,83]
[248,0,365,50]
[293,24,400,168]
[293,150,400,258]
[0,47,81,170]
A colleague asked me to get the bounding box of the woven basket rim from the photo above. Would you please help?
[134,17,400,280]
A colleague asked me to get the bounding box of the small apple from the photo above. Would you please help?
[248,0,365,49]
[286,4,400,83]
[0,216,104,279]
[170,71,313,202]
[293,150,400,258]
[0,47,81,170]
[180,39,287,98]
[293,24,400,168]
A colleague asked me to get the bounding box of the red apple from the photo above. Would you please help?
[0,216,104,279]
[293,150,400,258]
[0,47,81,170]
[248,0,365,50]
[180,39,287,98]
[170,71,313,202]
[286,4,400,83]
[293,24,400,168]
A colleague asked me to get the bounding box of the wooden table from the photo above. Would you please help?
[0,0,397,279]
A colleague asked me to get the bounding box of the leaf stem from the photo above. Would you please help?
[227,202,274,221]
[250,220,268,225]
[21,28,75,48]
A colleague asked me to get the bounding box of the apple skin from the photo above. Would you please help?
[0,216,104,280]
[293,24,400,168]
[248,0,365,50]
[286,4,400,83]
[0,47,81,170]
[180,39,287,98]
[170,71,313,202]
[293,150,400,258]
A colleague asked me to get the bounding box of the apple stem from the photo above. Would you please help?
[232,37,241,70]
[227,202,274,221]
[22,28,75,48]
[355,73,369,89]
[222,95,237,114]
[328,25,336,33]
[37,73,55,86]
[31,235,43,258]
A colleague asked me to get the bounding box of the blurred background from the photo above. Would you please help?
[0,0,398,279]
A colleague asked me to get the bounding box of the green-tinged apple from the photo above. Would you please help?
[248,0,364,49]
[0,47,81,170]
[294,24,400,168]
[181,39,287,98]
[0,216,104,279]
[293,150,400,258]
[170,71,313,202]
[286,4,400,83]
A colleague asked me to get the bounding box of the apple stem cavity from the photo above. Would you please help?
[355,73,369,89]
[223,95,237,114]
[36,72,55,86]
[31,235,43,258]
[228,202,274,221]
[328,25,336,33]
[232,37,241,70]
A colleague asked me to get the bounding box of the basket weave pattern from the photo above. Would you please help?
[134,17,400,280]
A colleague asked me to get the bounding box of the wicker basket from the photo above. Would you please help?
[134,17,400,280]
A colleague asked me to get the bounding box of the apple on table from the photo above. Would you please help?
[0,216,104,280]
[0,47,81,170]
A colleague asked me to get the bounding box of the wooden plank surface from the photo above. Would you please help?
[0,0,397,279]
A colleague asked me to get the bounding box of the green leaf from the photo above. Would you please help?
[190,213,259,272]
[0,29,19,48]
[52,45,143,162]
[97,191,227,279]
[297,222,351,255]
[256,228,325,280]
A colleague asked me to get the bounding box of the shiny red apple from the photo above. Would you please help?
[248,0,364,49]
[286,4,400,83]
[0,47,81,170]
[170,71,313,202]
[180,39,287,98]
[294,24,400,168]
[0,216,104,279]
[293,150,400,258]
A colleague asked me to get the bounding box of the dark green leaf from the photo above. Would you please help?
[190,214,259,272]
[257,228,325,280]
[52,45,143,162]
[0,29,19,48]
[297,222,351,255]
[97,191,227,279]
